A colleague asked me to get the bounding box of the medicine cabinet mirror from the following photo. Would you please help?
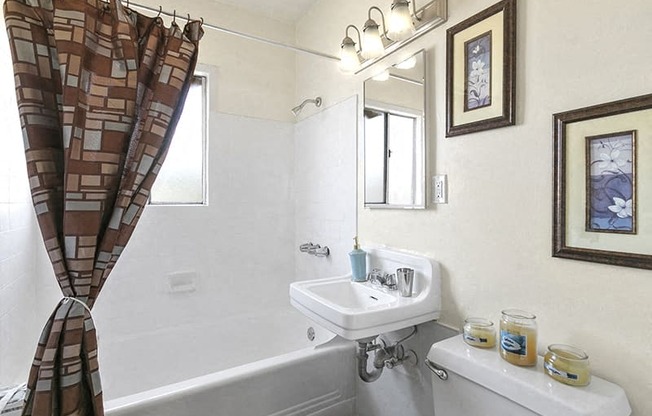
[363,50,426,209]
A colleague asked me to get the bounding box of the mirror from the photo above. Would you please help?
[363,50,426,209]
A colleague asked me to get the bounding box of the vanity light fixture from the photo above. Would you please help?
[338,0,447,74]
[340,25,362,72]
[388,0,416,41]
[362,7,390,60]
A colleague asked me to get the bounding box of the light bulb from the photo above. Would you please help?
[394,55,417,70]
[340,37,361,72]
[372,69,390,81]
[362,19,384,60]
[388,0,414,42]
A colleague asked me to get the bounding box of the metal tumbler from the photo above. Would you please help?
[396,268,414,297]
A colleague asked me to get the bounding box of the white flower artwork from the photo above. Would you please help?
[608,197,633,219]
[587,131,636,233]
[465,31,492,111]
[598,149,626,173]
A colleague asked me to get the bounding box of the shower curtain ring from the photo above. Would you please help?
[156,5,162,18]
[173,9,176,23]
[187,13,191,22]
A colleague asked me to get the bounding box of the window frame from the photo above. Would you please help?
[364,100,424,207]
[149,71,209,206]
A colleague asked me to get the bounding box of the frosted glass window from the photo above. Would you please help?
[150,75,207,205]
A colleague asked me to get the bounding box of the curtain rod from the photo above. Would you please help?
[128,2,339,61]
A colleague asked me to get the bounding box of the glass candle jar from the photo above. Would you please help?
[499,309,537,366]
[544,344,591,386]
[463,318,496,348]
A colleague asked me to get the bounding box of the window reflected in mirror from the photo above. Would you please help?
[364,50,426,209]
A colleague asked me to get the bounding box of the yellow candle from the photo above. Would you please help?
[463,318,496,348]
[499,309,537,367]
[544,344,591,386]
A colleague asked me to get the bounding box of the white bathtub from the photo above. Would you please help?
[101,306,356,416]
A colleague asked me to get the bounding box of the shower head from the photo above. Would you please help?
[291,97,322,116]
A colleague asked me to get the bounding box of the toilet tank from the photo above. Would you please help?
[426,335,631,416]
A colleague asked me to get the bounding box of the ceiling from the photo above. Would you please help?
[213,0,319,23]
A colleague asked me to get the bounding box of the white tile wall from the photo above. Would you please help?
[0,10,42,384]
[90,98,359,394]
[93,113,296,341]
[294,96,357,281]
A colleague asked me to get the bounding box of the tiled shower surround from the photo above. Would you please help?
[0,16,40,384]
[0,89,357,398]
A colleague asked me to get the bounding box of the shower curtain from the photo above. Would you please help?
[3,0,202,415]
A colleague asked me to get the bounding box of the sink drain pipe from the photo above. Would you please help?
[356,326,418,383]
[356,338,385,382]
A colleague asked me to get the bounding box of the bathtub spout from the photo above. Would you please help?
[356,339,384,383]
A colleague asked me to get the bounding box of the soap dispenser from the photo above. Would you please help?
[349,236,367,282]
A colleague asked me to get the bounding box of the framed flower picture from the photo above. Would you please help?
[553,94,652,270]
[446,0,516,137]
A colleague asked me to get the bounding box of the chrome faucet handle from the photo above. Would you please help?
[368,269,397,290]
[383,273,397,290]
[299,242,313,252]
[368,268,385,286]
[314,246,330,257]
[307,244,321,254]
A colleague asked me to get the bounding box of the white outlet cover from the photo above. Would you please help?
[432,175,448,204]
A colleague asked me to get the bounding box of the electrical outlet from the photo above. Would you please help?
[432,175,448,204]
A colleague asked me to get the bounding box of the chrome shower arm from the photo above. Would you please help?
[291,97,322,116]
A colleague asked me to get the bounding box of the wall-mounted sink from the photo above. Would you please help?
[290,247,441,340]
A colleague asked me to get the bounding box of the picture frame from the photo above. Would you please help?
[445,0,516,137]
[553,94,652,270]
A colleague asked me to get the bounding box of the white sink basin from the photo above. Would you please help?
[307,279,397,309]
[290,247,441,340]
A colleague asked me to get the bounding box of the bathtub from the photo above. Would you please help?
[101,306,356,416]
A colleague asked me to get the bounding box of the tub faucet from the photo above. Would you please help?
[299,242,330,257]
[299,243,315,252]
[312,246,330,257]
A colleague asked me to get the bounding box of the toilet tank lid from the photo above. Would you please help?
[427,335,631,416]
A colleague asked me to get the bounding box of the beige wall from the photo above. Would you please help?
[139,0,296,122]
[297,0,652,414]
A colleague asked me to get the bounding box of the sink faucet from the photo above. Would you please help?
[367,268,397,290]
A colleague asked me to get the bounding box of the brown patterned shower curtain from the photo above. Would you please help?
[3,0,202,414]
